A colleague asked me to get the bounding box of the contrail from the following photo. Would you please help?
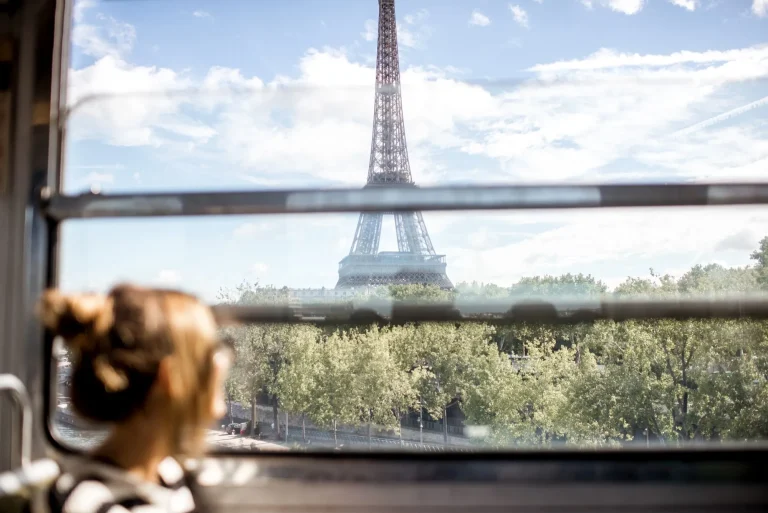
[672,94,768,138]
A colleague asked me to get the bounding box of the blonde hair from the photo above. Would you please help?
[39,284,223,456]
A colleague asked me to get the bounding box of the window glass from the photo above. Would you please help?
[56,0,768,452]
[54,210,768,451]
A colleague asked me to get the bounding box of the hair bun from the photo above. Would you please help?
[38,290,112,351]
[92,355,129,392]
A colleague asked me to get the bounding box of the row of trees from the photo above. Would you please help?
[219,238,768,447]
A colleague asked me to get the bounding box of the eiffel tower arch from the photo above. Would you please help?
[336,0,452,290]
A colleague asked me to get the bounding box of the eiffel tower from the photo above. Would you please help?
[336,0,452,289]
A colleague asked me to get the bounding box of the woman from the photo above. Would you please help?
[39,284,232,513]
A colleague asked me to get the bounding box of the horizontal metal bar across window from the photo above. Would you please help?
[45,182,768,220]
[211,296,768,326]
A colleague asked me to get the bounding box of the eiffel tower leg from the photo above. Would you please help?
[394,212,436,255]
[394,213,411,253]
[349,212,383,255]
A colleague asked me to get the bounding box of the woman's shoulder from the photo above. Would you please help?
[45,456,196,513]
[47,471,121,513]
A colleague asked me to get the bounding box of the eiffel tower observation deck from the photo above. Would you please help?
[336,0,452,289]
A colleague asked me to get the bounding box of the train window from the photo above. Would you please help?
[48,0,768,454]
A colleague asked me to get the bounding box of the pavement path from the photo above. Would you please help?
[206,430,289,452]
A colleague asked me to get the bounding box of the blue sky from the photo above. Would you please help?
[60,0,768,301]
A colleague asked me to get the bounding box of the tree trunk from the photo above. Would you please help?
[272,395,279,440]
[334,419,337,447]
[443,405,448,444]
[419,396,424,444]
[285,411,289,443]
[399,414,403,447]
[250,394,257,437]
[368,421,372,449]
[302,413,306,443]
[227,390,233,424]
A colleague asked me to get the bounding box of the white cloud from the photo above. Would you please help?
[234,222,273,239]
[68,3,216,148]
[72,14,136,59]
[463,43,768,184]
[397,25,420,48]
[192,10,211,18]
[362,19,377,41]
[202,66,264,92]
[608,0,645,13]
[201,48,499,185]
[73,0,97,23]
[157,269,181,285]
[469,10,491,26]
[252,262,269,274]
[509,5,530,27]
[404,9,429,25]
[668,0,699,10]
[208,50,371,184]
[581,0,645,14]
[754,0,768,17]
[633,124,768,182]
[442,208,768,286]
[68,55,200,146]
[528,45,768,72]
[398,14,432,49]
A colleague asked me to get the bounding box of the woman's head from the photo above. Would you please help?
[39,284,232,456]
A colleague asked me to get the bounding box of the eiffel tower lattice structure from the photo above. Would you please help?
[336,0,452,290]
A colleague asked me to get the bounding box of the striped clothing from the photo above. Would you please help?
[43,456,200,513]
